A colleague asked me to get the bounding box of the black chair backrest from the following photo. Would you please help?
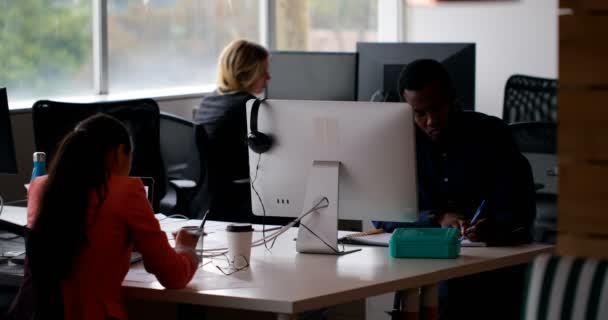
[503,75,558,123]
[510,121,557,154]
[510,122,558,243]
[510,121,558,197]
[190,124,210,219]
[509,122,559,243]
[31,99,166,211]
[159,112,200,182]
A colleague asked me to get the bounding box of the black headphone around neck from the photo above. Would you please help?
[247,98,272,154]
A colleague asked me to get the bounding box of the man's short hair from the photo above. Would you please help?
[398,59,455,100]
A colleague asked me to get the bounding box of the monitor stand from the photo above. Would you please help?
[296,160,361,255]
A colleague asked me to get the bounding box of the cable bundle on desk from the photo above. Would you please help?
[203,154,338,257]
[250,153,272,250]
[202,198,330,257]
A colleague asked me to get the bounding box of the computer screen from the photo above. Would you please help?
[0,88,18,175]
[266,51,357,101]
[357,42,476,110]
[31,99,165,211]
[245,99,418,223]
[382,64,408,102]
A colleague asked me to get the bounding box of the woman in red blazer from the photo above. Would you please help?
[9,114,199,320]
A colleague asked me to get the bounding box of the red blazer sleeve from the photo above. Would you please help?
[121,178,198,289]
[27,176,48,229]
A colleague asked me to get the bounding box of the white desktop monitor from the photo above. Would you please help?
[246,99,418,254]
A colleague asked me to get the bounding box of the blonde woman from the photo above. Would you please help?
[194,40,270,223]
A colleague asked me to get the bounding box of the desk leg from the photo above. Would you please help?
[399,288,420,320]
[277,313,297,320]
[421,284,439,320]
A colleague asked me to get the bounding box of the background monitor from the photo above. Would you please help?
[246,99,418,223]
[357,42,476,110]
[266,51,357,101]
[31,99,166,211]
[0,88,18,175]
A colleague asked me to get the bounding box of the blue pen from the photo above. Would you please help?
[469,200,487,226]
[460,200,486,240]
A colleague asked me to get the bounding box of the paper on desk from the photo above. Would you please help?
[156,216,199,233]
[125,269,258,290]
[155,215,225,231]
[338,231,486,247]
[341,233,392,246]
[460,239,486,247]
[192,270,258,290]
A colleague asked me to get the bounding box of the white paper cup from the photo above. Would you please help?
[226,223,253,269]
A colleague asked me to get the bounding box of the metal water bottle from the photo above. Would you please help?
[31,152,47,181]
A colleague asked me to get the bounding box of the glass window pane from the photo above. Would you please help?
[0,0,93,102]
[276,0,378,52]
[108,0,260,93]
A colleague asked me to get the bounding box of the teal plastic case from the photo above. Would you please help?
[389,228,461,259]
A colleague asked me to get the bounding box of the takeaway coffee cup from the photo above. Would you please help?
[226,223,253,269]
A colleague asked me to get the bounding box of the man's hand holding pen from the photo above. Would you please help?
[438,213,489,241]
[436,200,488,241]
[460,218,488,242]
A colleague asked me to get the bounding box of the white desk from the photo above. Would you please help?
[0,205,28,227]
[127,219,553,319]
[0,207,553,319]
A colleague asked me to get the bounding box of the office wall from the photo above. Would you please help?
[0,96,200,202]
[405,0,558,117]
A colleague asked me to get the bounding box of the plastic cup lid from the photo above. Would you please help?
[226,223,254,232]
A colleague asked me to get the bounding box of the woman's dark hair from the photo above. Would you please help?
[26,113,132,311]
[398,59,455,101]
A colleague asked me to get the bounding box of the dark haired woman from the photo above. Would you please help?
[9,114,198,320]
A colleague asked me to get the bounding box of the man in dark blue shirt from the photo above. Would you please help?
[376,60,536,245]
[376,60,536,320]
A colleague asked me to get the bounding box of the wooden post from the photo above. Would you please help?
[399,288,420,320]
[557,0,608,259]
[421,284,439,320]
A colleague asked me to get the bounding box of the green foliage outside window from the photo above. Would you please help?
[0,0,91,100]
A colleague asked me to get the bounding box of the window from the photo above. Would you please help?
[107,0,260,93]
[0,0,93,101]
[275,0,378,51]
[1,0,397,106]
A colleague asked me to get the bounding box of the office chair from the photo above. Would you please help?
[190,124,210,219]
[510,122,557,243]
[31,99,168,212]
[523,254,607,320]
[159,112,205,217]
[503,75,558,123]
